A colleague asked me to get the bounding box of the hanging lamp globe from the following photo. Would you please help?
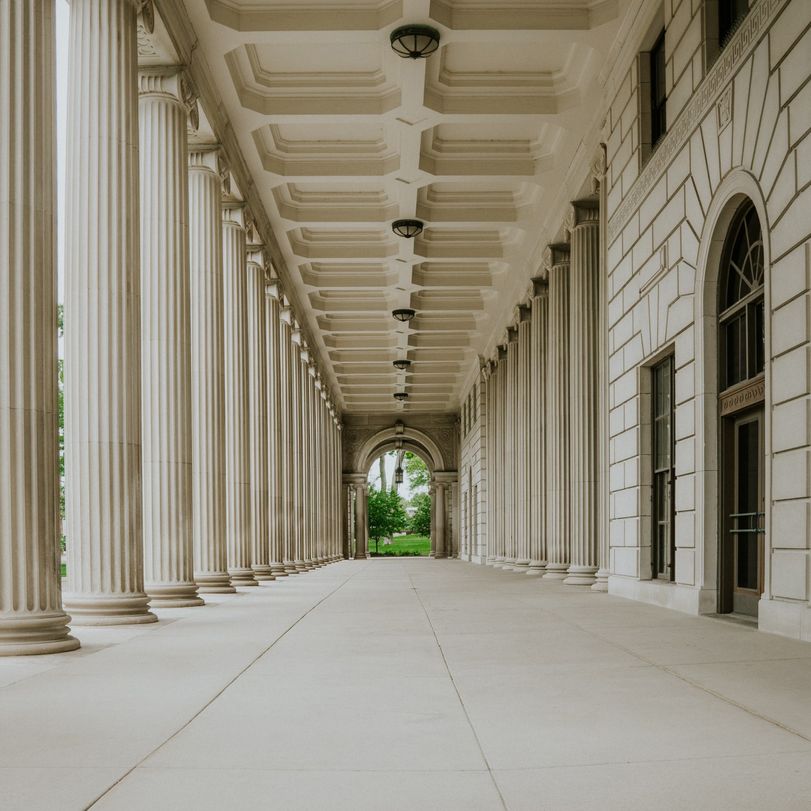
[393,359,412,371]
[395,466,404,484]
[391,219,424,239]
[389,25,440,59]
[393,392,409,401]
[392,308,416,323]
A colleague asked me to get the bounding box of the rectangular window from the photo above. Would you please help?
[650,30,667,147]
[719,0,749,48]
[652,355,675,580]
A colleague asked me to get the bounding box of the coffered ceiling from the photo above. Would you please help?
[172,0,630,414]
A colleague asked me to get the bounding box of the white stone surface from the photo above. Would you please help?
[2,560,811,810]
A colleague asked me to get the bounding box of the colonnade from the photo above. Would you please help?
[0,0,342,656]
[485,194,608,590]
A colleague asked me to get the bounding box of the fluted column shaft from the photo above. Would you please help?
[138,69,201,608]
[300,358,313,568]
[565,201,601,586]
[0,0,79,654]
[493,356,507,563]
[279,314,296,573]
[543,245,571,579]
[515,314,531,569]
[246,247,272,581]
[354,483,368,559]
[63,0,155,624]
[485,366,496,563]
[503,335,518,567]
[266,285,287,577]
[291,335,306,571]
[188,149,232,593]
[222,207,256,586]
[435,483,447,558]
[528,280,549,574]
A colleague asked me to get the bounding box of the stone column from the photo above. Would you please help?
[222,205,256,586]
[429,484,437,557]
[0,0,80,654]
[528,279,549,575]
[63,0,156,625]
[138,68,202,608]
[246,237,273,581]
[564,200,601,587]
[290,329,306,572]
[515,309,532,571]
[300,354,314,569]
[266,282,287,578]
[503,329,518,568]
[543,244,571,580]
[343,482,353,559]
[188,148,232,593]
[484,363,496,564]
[354,481,368,559]
[279,307,297,574]
[435,483,447,558]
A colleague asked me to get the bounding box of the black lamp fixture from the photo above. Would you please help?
[395,465,404,485]
[393,359,412,371]
[391,219,423,239]
[392,308,416,323]
[393,392,409,401]
[390,25,440,59]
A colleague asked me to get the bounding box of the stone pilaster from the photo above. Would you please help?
[0,0,80,654]
[63,0,156,625]
[434,482,447,559]
[543,244,571,580]
[354,481,368,559]
[138,68,202,608]
[188,148,232,593]
[246,239,273,581]
[222,205,256,586]
[528,279,549,575]
[515,310,532,570]
[266,283,287,578]
[564,200,601,587]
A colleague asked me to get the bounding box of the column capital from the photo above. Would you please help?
[519,303,532,323]
[266,279,282,300]
[280,304,293,325]
[532,276,549,298]
[291,326,302,345]
[188,145,222,176]
[564,198,600,233]
[507,325,518,343]
[222,203,246,229]
[543,242,570,274]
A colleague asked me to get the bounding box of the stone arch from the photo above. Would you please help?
[353,425,447,475]
[693,168,771,610]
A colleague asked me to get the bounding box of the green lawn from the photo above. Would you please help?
[369,533,430,557]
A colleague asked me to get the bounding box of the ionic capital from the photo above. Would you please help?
[188,145,221,175]
[222,202,246,230]
[531,276,549,298]
[543,243,570,274]
[564,198,600,234]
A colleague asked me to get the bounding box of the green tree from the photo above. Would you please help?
[404,451,429,490]
[367,486,408,554]
[409,492,432,536]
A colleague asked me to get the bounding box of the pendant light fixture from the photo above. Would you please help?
[393,392,409,401]
[393,359,412,371]
[389,25,440,60]
[391,219,424,239]
[392,308,416,323]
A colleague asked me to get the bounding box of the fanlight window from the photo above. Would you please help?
[719,201,764,390]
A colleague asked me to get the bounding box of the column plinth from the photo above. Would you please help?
[63,0,156,625]
[543,245,571,581]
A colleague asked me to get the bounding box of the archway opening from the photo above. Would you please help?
[365,450,431,557]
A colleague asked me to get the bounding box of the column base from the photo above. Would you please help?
[527,560,546,575]
[195,572,235,594]
[542,563,569,580]
[145,583,205,608]
[63,593,158,626]
[563,565,598,586]
[591,568,610,592]
[502,557,517,570]
[294,560,307,572]
[283,561,299,574]
[512,559,531,572]
[353,554,366,560]
[270,564,288,578]
[0,613,81,657]
[228,568,258,586]
[252,564,275,582]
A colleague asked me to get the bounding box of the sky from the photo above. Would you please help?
[367,452,427,502]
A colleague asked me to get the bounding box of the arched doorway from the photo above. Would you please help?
[343,424,457,561]
[717,199,766,616]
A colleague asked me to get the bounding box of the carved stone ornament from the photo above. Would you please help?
[180,74,200,132]
[590,143,607,194]
[543,242,570,273]
[138,0,154,34]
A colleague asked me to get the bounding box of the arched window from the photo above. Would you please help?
[719,201,764,390]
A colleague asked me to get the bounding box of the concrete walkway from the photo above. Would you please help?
[2,559,811,810]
